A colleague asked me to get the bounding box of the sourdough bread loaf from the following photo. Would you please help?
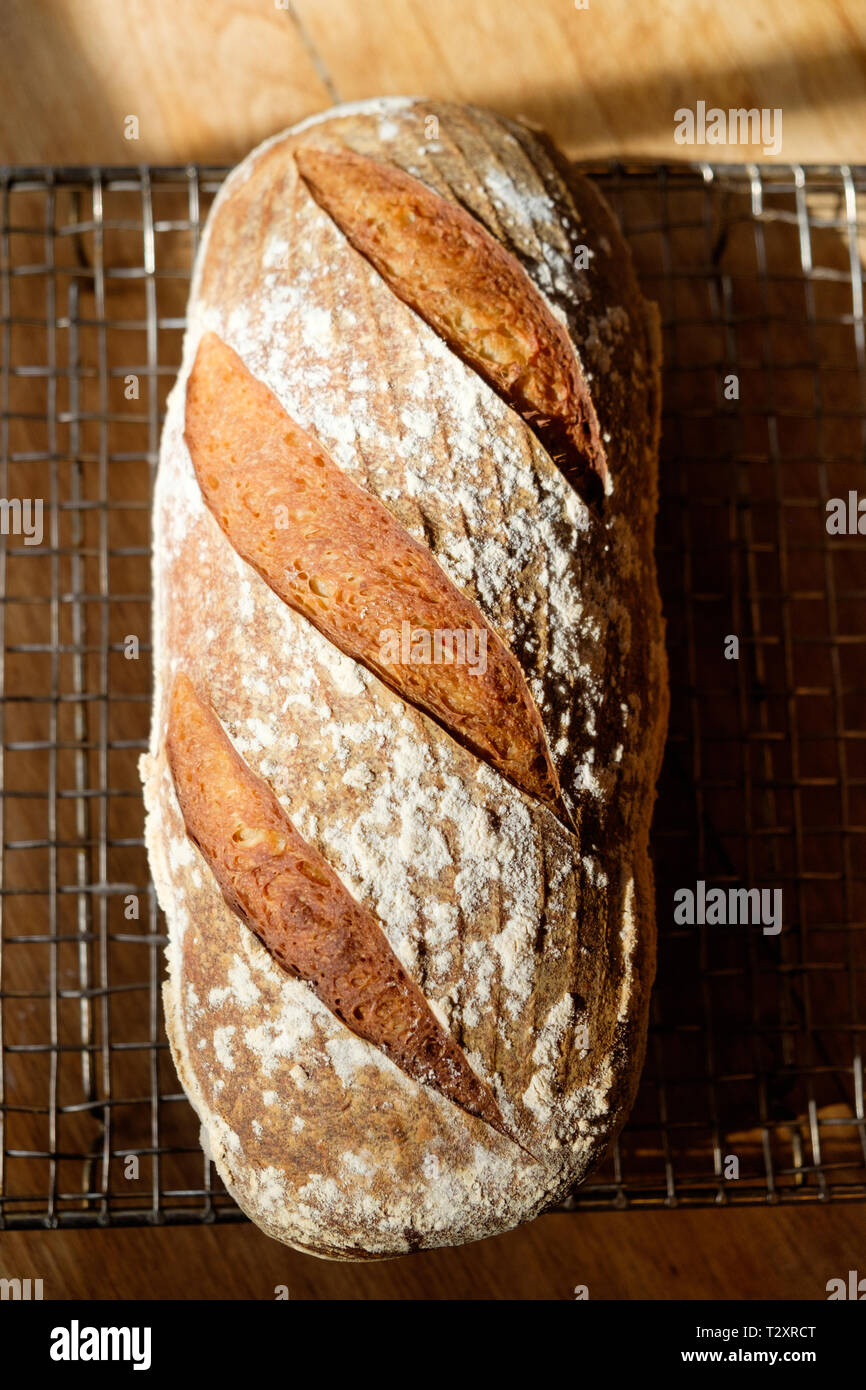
[140,97,668,1259]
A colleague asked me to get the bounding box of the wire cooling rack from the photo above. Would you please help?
[0,159,865,1229]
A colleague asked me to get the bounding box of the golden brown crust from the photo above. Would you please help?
[166,671,508,1136]
[295,145,608,505]
[143,98,668,1259]
[185,330,563,815]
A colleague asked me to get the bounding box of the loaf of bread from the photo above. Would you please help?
[141,97,668,1259]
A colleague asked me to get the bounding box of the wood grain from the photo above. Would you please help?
[1,0,864,163]
[0,0,330,163]
[292,0,866,162]
[1,1204,865,1299]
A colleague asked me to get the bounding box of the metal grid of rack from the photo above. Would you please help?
[0,159,864,1228]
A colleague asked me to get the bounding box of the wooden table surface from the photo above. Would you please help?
[1,1204,864,1300]
[1,0,866,1300]
[2,0,866,166]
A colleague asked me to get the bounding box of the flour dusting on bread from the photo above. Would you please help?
[142,97,667,1258]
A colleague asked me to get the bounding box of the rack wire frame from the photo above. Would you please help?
[0,158,865,1229]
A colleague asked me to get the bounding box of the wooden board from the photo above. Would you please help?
[295,0,866,162]
[2,1203,866,1299]
[0,0,329,164]
[1,0,865,163]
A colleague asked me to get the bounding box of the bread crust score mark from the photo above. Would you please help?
[294,144,609,506]
[185,331,564,817]
[166,672,511,1138]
